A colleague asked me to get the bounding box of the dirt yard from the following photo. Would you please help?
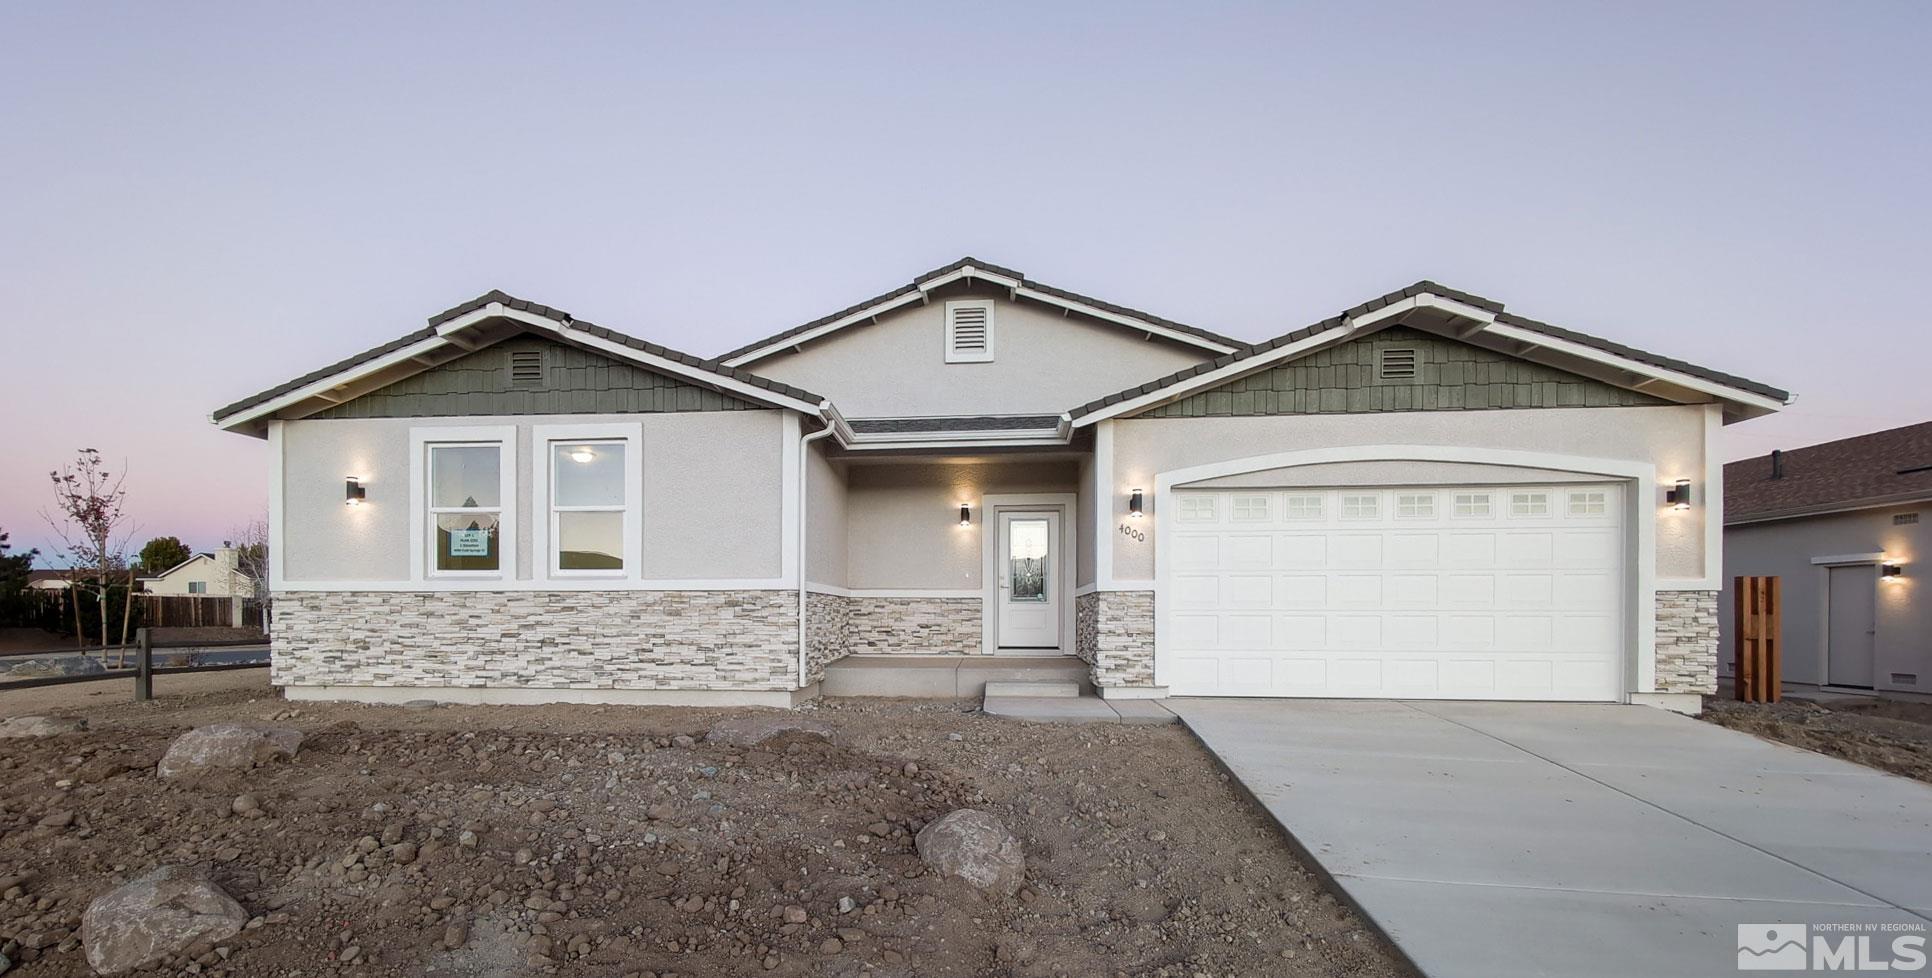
[0,672,1407,978]
[1702,694,1932,784]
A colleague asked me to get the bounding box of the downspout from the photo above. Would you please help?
[797,403,838,690]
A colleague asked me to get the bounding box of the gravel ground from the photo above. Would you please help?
[1701,694,1932,784]
[0,673,1409,978]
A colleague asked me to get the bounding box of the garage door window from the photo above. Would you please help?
[1453,493,1492,518]
[1568,490,1608,516]
[1231,495,1271,522]
[1341,494,1380,520]
[1396,493,1436,519]
[1510,491,1550,517]
[1286,495,1324,520]
[1178,496,1218,522]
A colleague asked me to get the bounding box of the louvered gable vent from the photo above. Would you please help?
[945,300,995,363]
[508,349,545,389]
[1378,348,1418,380]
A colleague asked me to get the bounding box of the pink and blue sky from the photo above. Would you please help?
[3,2,1928,564]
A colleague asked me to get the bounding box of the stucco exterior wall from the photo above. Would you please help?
[844,459,1079,589]
[1720,503,1929,692]
[280,410,788,583]
[747,287,1210,418]
[806,445,848,588]
[1107,405,1712,583]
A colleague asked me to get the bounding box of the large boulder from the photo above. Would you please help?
[1,656,107,680]
[156,724,303,779]
[0,715,87,738]
[704,715,835,748]
[915,809,1026,895]
[81,865,247,975]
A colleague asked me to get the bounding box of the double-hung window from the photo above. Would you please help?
[535,423,641,579]
[416,433,516,578]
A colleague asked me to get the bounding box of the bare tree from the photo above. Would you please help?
[231,517,271,633]
[43,449,134,664]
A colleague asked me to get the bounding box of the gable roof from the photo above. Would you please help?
[1067,280,1791,425]
[211,290,826,435]
[1726,421,1932,524]
[715,257,1243,367]
[141,552,213,580]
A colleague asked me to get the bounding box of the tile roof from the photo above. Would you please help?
[1726,421,1932,523]
[845,414,1063,435]
[1066,280,1790,420]
[212,290,824,423]
[714,257,1244,363]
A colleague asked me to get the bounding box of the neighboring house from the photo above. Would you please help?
[212,258,1788,712]
[25,570,71,591]
[139,546,253,597]
[1720,422,1932,695]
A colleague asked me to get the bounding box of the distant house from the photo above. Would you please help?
[25,570,71,591]
[139,546,253,597]
[1721,422,1932,695]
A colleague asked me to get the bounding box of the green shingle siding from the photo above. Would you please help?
[315,335,759,419]
[1140,326,1668,419]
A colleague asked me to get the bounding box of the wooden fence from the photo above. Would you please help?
[20,590,263,639]
[1733,576,1781,703]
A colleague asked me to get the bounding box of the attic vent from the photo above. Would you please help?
[944,300,995,363]
[508,349,545,389]
[1378,348,1418,380]
[1896,512,1920,526]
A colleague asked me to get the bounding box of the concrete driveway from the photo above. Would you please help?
[1169,699,1932,978]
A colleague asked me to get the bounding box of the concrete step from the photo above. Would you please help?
[982,680,1081,699]
[982,695,1178,725]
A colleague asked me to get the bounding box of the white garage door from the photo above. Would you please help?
[1163,483,1625,701]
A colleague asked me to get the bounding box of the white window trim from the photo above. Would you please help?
[532,422,643,582]
[409,426,518,583]
[944,299,996,363]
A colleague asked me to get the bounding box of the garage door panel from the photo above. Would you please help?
[1162,482,1623,702]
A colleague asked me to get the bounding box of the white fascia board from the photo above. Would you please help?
[1811,552,1887,566]
[1415,294,1497,325]
[1010,286,1238,354]
[215,334,449,431]
[1071,322,1359,427]
[1482,321,1787,413]
[720,290,927,367]
[841,434,1071,451]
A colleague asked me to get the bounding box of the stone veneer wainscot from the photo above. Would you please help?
[274,590,800,690]
[1076,590,1155,688]
[843,596,981,655]
[1654,590,1719,695]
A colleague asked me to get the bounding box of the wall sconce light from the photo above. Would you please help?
[345,476,366,506]
[958,503,971,527]
[1665,479,1692,510]
[1129,488,1145,518]
[1882,563,1905,580]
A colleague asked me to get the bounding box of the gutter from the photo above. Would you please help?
[797,402,839,689]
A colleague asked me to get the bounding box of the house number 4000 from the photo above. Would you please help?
[1118,523,1146,543]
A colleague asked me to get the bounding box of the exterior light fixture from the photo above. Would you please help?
[1665,479,1692,510]
[958,503,972,527]
[346,476,366,506]
[1129,488,1145,518]
[567,447,597,464]
[1882,563,1905,580]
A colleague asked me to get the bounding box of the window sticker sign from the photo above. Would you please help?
[448,529,491,557]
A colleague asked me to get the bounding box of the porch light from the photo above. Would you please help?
[1665,479,1691,510]
[1883,563,1905,580]
[1129,488,1145,518]
[959,503,972,527]
[346,476,366,506]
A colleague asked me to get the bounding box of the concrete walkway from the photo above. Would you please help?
[1169,699,1932,978]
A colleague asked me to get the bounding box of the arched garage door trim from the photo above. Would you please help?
[1152,445,1660,698]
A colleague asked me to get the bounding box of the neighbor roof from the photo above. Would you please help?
[1726,422,1932,524]
[715,257,1244,366]
[211,289,826,427]
[1066,280,1791,423]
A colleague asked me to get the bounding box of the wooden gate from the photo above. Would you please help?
[1733,576,1781,703]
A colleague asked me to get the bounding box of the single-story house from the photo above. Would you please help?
[1720,422,1931,695]
[212,258,1789,712]
[25,570,71,591]
[139,547,253,597]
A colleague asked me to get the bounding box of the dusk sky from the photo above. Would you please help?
[3,2,1927,565]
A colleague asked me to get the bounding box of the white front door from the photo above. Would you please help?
[1162,483,1626,701]
[996,511,1061,650]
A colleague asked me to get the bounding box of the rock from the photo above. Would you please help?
[0,715,87,738]
[36,810,76,829]
[0,950,9,975]
[231,795,261,817]
[81,865,247,975]
[703,715,834,747]
[0,657,106,680]
[915,809,1026,895]
[443,923,467,950]
[156,725,303,779]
